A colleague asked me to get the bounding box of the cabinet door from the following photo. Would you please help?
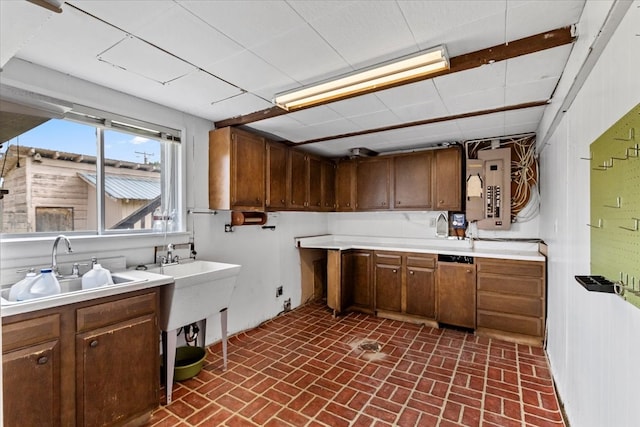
[321,160,336,211]
[266,142,287,209]
[342,250,373,311]
[434,147,462,211]
[335,160,356,211]
[394,152,432,209]
[288,149,309,209]
[231,130,265,210]
[357,158,391,210]
[308,156,323,210]
[406,266,436,318]
[375,253,402,313]
[76,314,158,427]
[2,313,61,427]
[3,340,61,427]
[437,262,476,328]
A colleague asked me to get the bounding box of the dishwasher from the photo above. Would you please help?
[436,254,477,329]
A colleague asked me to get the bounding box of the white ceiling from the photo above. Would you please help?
[0,0,586,157]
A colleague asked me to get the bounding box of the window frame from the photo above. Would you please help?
[0,105,184,239]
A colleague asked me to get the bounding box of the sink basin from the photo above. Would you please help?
[1,273,140,306]
[147,260,241,331]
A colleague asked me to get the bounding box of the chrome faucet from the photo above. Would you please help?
[166,243,174,262]
[51,235,73,277]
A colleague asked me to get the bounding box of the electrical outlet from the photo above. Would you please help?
[276,286,283,297]
[283,298,291,312]
[224,224,233,232]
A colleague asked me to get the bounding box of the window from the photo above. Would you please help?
[0,110,181,236]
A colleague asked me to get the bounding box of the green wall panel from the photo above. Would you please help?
[590,103,640,309]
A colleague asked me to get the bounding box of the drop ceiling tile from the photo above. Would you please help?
[205,50,297,99]
[434,62,506,99]
[293,118,362,142]
[328,93,388,118]
[376,80,440,109]
[391,100,450,123]
[250,24,349,85]
[179,0,304,49]
[163,69,242,106]
[68,0,177,34]
[506,45,573,85]
[15,5,125,73]
[506,0,585,41]
[505,105,546,124]
[204,93,272,122]
[288,106,344,126]
[246,115,306,139]
[0,1,51,68]
[456,112,505,139]
[98,36,196,84]
[443,86,505,115]
[301,1,416,67]
[135,4,243,68]
[346,110,404,130]
[399,1,506,56]
[505,78,559,105]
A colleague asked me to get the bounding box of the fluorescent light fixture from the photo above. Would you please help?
[274,45,449,111]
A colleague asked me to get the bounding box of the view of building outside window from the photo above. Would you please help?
[0,118,172,234]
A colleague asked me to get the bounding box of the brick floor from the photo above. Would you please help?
[146,302,565,426]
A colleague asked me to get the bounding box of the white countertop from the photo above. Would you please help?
[1,269,174,318]
[295,235,545,262]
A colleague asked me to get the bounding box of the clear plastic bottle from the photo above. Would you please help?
[152,207,164,233]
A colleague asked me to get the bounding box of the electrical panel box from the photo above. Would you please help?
[465,148,511,230]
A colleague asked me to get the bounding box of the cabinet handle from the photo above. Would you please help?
[466,269,472,273]
[346,202,350,207]
[37,356,48,365]
[409,270,414,275]
[439,200,444,204]
[392,269,397,273]
[397,201,401,205]
[281,199,285,204]
[90,340,99,348]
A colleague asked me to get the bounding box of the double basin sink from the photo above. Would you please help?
[0,260,242,326]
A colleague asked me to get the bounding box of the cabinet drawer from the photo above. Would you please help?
[2,314,60,352]
[476,259,544,277]
[406,253,436,268]
[374,252,402,266]
[477,310,543,337]
[77,292,157,333]
[477,292,542,317]
[477,273,543,297]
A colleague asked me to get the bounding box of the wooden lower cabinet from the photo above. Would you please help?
[2,314,61,427]
[436,262,476,328]
[341,250,373,312]
[2,289,160,427]
[374,252,437,324]
[476,258,545,345]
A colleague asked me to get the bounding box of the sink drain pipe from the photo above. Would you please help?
[182,323,199,345]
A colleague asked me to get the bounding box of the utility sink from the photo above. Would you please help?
[147,260,241,331]
[146,259,241,405]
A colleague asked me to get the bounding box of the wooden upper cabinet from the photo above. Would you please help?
[266,141,287,210]
[433,147,462,211]
[394,151,433,209]
[209,127,265,211]
[321,160,336,211]
[335,160,356,211]
[308,156,323,209]
[288,149,309,209]
[356,157,391,210]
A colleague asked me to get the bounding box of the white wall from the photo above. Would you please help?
[539,2,640,426]
[0,59,330,346]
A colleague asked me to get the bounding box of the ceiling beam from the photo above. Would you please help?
[291,100,549,146]
[214,26,574,128]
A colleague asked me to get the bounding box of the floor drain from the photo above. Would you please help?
[359,341,381,352]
